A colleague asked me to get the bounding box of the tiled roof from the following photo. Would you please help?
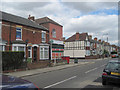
[65,33,88,42]
[35,17,63,27]
[0,11,48,31]
[79,33,88,41]
[65,34,76,42]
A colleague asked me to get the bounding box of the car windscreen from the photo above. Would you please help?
[105,62,120,72]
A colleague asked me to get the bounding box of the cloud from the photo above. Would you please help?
[61,15,118,45]
[1,1,118,45]
[62,2,118,14]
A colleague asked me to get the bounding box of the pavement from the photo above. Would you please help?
[4,58,109,78]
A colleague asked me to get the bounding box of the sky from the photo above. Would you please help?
[1,0,119,45]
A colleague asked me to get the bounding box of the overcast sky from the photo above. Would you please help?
[1,0,119,45]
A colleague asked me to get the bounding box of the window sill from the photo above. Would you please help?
[16,39,23,41]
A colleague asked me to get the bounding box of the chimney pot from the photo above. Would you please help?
[28,15,35,21]
[76,32,79,40]
[94,37,97,41]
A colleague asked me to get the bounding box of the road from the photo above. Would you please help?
[22,58,120,89]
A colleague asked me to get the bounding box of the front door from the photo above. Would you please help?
[33,46,37,61]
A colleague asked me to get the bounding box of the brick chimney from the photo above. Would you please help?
[28,15,35,21]
[88,35,92,40]
[94,37,97,41]
[94,37,97,49]
[98,39,101,42]
[76,32,79,40]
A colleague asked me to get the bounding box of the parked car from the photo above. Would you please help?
[111,54,118,58]
[1,74,39,90]
[102,60,120,85]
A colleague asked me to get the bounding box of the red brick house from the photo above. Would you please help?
[35,17,64,60]
[0,12,49,62]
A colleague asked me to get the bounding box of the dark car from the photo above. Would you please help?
[1,74,39,90]
[102,60,120,85]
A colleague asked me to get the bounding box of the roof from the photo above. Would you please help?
[0,11,48,31]
[35,17,63,27]
[65,34,76,42]
[11,40,26,44]
[65,33,88,42]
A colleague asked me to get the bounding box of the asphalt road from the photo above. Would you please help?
[22,58,120,89]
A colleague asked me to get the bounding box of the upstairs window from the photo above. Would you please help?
[16,26,22,40]
[52,29,56,38]
[42,31,46,42]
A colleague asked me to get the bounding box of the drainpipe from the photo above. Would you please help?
[9,23,11,51]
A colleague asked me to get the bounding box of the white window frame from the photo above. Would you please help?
[40,46,49,60]
[0,45,5,51]
[41,31,46,43]
[28,46,32,58]
[12,44,26,57]
[16,27,22,40]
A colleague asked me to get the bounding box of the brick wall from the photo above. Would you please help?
[2,21,49,61]
[76,32,79,40]
[2,21,49,45]
[49,23,63,41]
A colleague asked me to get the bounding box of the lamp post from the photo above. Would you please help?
[25,40,29,69]
[49,40,53,66]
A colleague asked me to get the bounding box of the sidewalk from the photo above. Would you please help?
[4,62,90,78]
[4,58,109,78]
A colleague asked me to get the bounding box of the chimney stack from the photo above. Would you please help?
[76,32,79,40]
[94,37,97,41]
[28,14,35,21]
[98,39,101,42]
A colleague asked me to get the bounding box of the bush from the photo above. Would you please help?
[2,51,25,71]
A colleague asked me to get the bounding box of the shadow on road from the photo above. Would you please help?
[81,77,120,90]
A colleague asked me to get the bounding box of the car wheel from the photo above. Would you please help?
[102,79,107,85]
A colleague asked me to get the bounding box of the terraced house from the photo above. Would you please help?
[35,17,64,60]
[0,11,49,62]
[64,32,91,59]
[64,32,107,59]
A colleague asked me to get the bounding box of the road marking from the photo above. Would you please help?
[85,64,106,74]
[44,76,77,88]
[85,68,98,74]
[99,64,106,68]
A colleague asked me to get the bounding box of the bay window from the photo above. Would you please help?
[40,46,49,59]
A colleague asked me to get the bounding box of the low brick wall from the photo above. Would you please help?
[27,60,50,70]
[85,55,100,59]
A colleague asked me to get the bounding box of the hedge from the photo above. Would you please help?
[2,51,25,71]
